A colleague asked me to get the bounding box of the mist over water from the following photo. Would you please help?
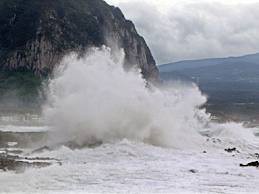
[42,47,209,148]
[43,47,258,150]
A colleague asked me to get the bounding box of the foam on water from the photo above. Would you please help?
[2,140,259,193]
[1,47,259,192]
[204,122,259,152]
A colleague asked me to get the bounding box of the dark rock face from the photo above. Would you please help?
[0,0,159,82]
[0,153,52,173]
[240,161,259,167]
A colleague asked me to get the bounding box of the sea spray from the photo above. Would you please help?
[43,47,210,149]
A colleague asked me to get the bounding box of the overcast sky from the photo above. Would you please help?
[105,0,259,64]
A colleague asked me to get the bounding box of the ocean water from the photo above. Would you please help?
[0,137,259,193]
[0,47,259,193]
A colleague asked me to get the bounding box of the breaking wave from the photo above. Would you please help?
[43,47,209,149]
[43,47,258,150]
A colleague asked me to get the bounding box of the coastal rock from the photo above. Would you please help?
[0,0,159,82]
[240,161,259,167]
[0,152,54,172]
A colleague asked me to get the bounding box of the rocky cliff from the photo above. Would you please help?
[0,0,159,82]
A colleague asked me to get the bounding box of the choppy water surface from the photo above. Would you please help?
[0,48,259,193]
[0,137,259,193]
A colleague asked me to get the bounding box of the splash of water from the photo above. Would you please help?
[43,47,211,149]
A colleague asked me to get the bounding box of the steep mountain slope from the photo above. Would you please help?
[0,0,159,82]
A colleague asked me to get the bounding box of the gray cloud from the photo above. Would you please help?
[108,1,259,64]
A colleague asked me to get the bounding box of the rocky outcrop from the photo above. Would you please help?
[240,161,259,167]
[0,0,159,82]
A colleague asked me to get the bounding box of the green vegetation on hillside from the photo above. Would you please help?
[0,70,45,112]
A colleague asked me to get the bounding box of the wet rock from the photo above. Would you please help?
[189,169,198,173]
[0,154,51,173]
[240,161,259,167]
[225,147,240,153]
[0,150,60,173]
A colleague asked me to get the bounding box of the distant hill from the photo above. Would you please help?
[159,53,259,104]
[160,53,259,72]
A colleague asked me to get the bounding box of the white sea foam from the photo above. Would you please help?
[1,140,259,193]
